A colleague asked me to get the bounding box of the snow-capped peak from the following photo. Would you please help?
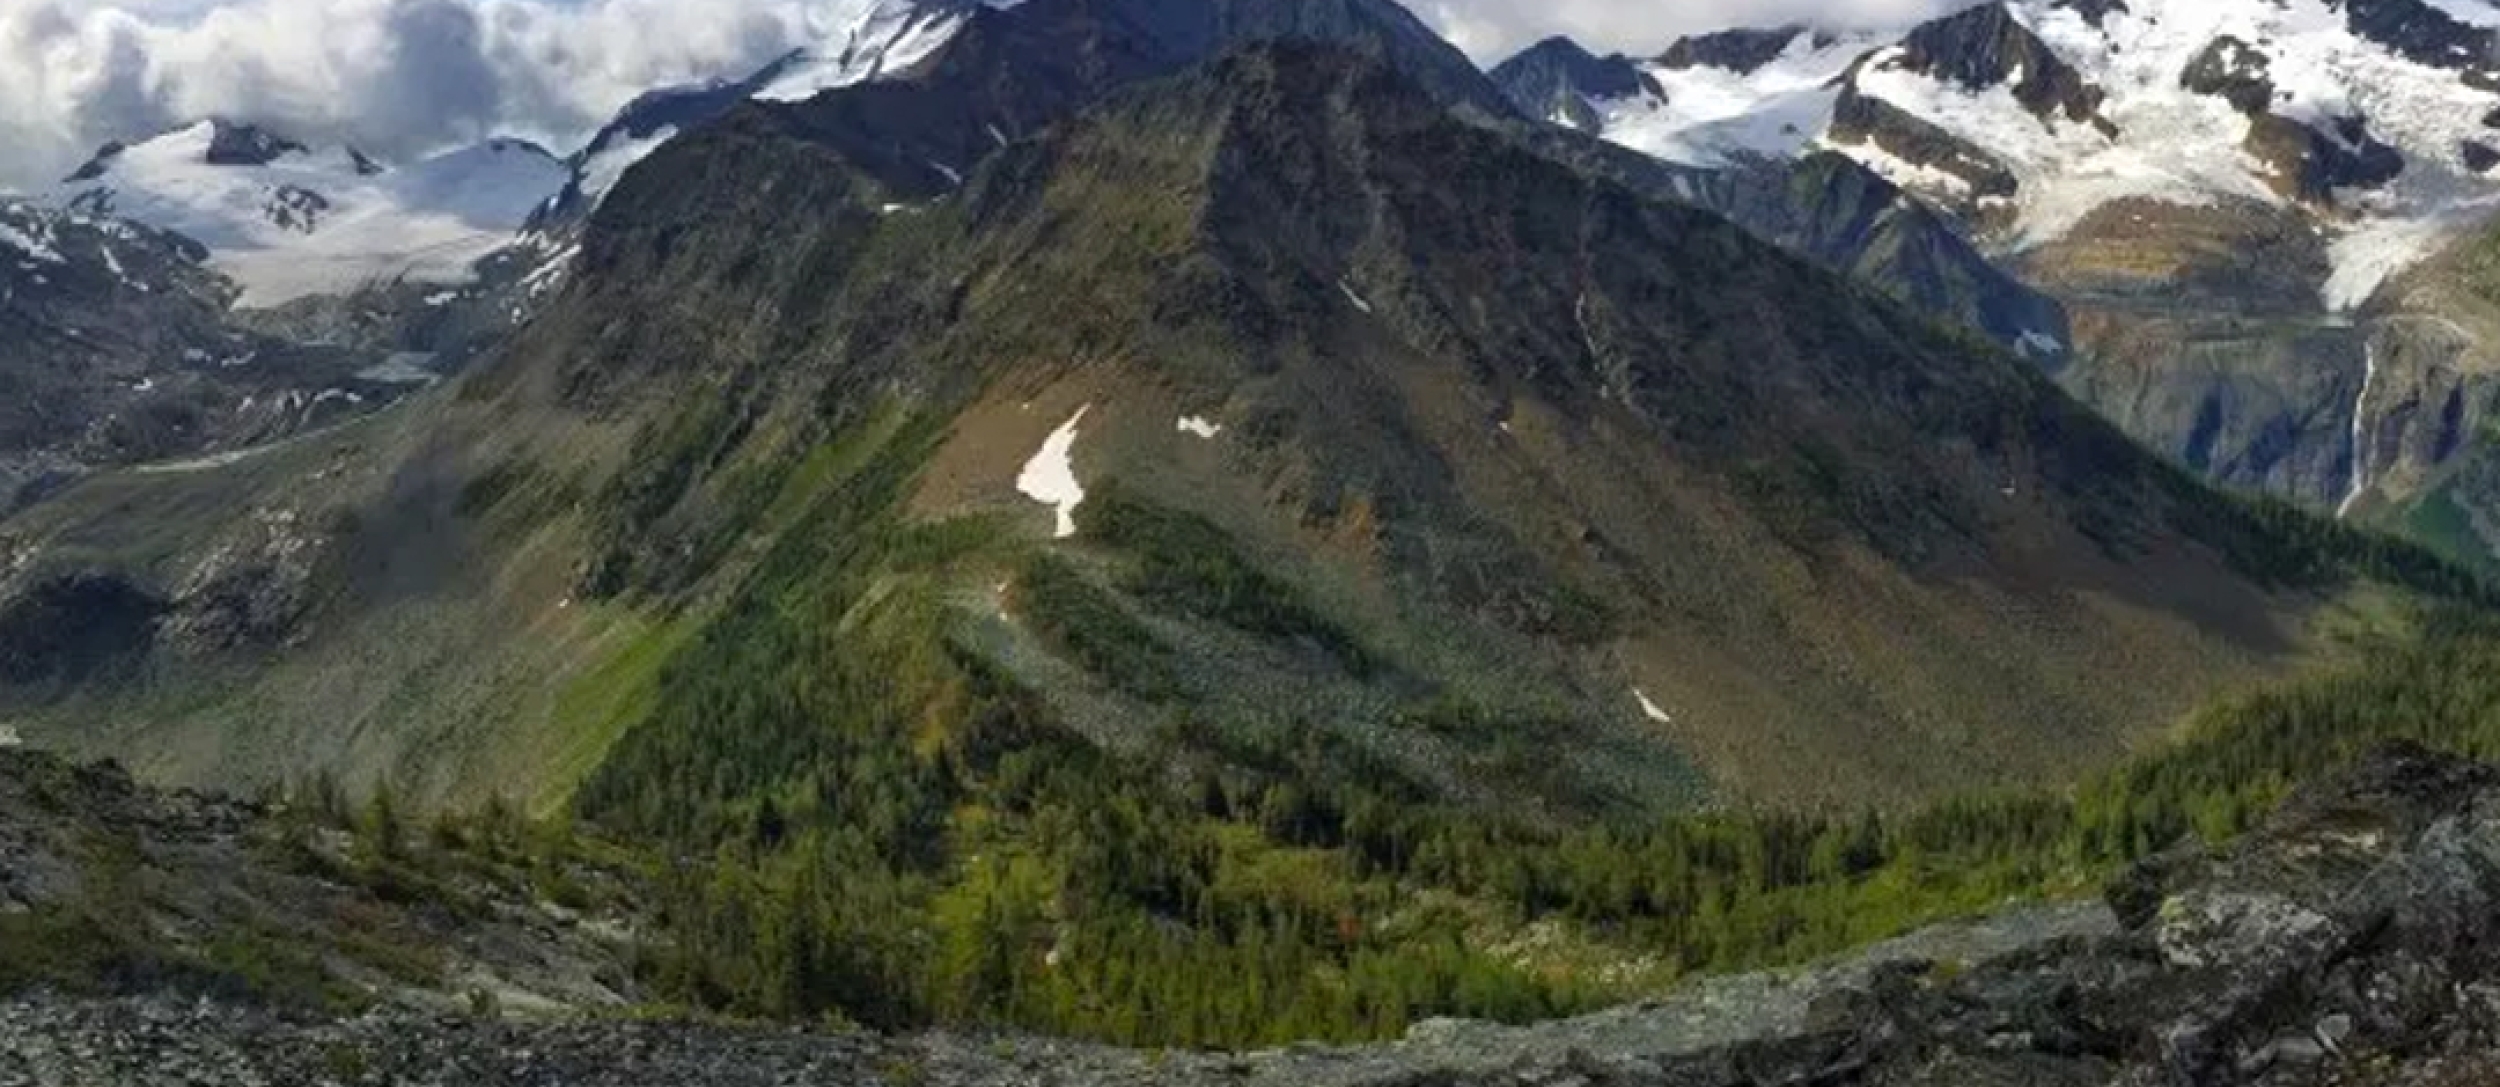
[1487,36,1664,132]
[758,0,1025,102]
[548,0,1025,221]
[48,122,566,308]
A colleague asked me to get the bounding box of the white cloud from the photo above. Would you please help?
[0,0,1966,190]
[0,0,836,189]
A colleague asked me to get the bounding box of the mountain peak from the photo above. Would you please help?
[755,0,1015,103]
[1512,35,1604,63]
[67,119,313,184]
[202,119,310,167]
[1886,1,2110,127]
[1489,35,1662,129]
[1656,25,1815,73]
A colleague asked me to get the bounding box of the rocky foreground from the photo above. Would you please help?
[11,743,2500,1085]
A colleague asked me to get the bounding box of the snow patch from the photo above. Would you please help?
[1634,689,1674,725]
[96,243,129,287]
[1339,280,1374,313]
[357,353,441,385]
[1017,406,1090,538]
[2017,329,2066,358]
[0,220,61,264]
[1177,416,1223,439]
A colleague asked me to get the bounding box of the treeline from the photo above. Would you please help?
[580,581,2500,1049]
[564,408,2500,1049]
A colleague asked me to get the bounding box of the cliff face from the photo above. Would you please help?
[11,743,2500,1085]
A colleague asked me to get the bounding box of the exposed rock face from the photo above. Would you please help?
[2246,113,2408,205]
[529,50,810,230]
[1816,2,2117,223]
[200,121,310,168]
[2182,35,2277,115]
[14,745,2500,1084]
[1888,1,2113,131]
[2336,0,2500,77]
[2102,743,2500,1085]
[2018,198,2364,504]
[1827,84,2023,201]
[1652,149,2071,354]
[1488,36,1661,131]
[2465,140,2499,173]
[156,504,326,655]
[1656,25,1812,73]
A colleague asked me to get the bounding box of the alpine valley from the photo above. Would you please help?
[8,0,2500,1084]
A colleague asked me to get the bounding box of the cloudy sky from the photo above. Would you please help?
[0,0,1960,189]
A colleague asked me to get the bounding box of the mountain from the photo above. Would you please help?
[48,120,567,308]
[0,199,440,511]
[535,58,806,226]
[1487,36,1662,131]
[1513,0,2500,567]
[0,118,586,494]
[538,0,1508,229]
[1580,0,2499,270]
[1523,137,2076,357]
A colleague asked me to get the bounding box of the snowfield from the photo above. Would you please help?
[1601,31,1874,166]
[49,124,566,308]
